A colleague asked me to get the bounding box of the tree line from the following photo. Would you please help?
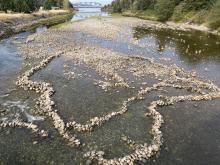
[104,0,218,21]
[103,0,220,30]
[0,0,72,13]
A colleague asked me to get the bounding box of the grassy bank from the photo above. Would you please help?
[122,10,158,21]
[115,11,219,35]
[0,10,74,40]
[105,0,220,33]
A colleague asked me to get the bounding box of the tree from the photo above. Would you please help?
[183,0,216,10]
[43,0,56,10]
[0,0,14,12]
[132,0,154,11]
[208,0,220,29]
[155,0,178,21]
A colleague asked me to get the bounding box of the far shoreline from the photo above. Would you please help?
[0,10,74,40]
[121,12,220,36]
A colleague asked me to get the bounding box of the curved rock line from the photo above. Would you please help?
[14,51,220,164]
[65,77,210,133]
[84,89,220,164]
[78,57,220,164]
[16,52,81,147]
[13,51,220,165]
[13,32,220,164]
[0,120,41,134]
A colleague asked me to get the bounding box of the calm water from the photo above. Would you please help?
[71,8,109,22]
[0,15,220,165]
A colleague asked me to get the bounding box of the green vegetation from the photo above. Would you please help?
[0,0,73,13]
[207,0,220,29]
[104,0,220,31]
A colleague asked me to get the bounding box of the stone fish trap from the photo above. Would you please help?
[1,45,220,164]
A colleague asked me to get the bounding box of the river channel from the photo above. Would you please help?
[0,8,220,165]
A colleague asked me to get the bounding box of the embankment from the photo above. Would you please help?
[122,11,220,35]
[0,10,74,40]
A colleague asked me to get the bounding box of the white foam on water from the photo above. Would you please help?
[2,100,44,122]
[3,101,27,111]
[24,111,44,123]
[0,94,9,98]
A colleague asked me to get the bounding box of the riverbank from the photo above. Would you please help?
[121,11,220,35]
[0,10,74,40]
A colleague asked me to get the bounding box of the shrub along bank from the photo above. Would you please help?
[103,0,220,31]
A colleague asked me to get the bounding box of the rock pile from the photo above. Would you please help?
[0,120,38,132]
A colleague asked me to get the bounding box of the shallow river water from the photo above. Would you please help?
[0,9,220,165]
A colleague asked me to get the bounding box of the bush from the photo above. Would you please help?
[172,2,186,21]
[208,0,220,29]
[0,0,14,12]
[43,0,56,10]
[155,0,176,21]
[132,0,153,11]
[183,0,216,11]
[193,10,209,24]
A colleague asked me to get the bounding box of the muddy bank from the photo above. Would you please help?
[0,10,74,40]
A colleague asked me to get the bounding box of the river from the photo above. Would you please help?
[0,8,220,165]
[71,8,108,21]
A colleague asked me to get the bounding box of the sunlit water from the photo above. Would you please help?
[71,8,109,21]
[0,14,220,165]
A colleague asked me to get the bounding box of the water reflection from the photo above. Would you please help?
[71,8,108,21]
[133,27,220,85]
[133,27,220,64]
[35,26,48,33]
